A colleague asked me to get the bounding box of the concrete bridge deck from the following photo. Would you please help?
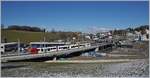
[1,43,113,62]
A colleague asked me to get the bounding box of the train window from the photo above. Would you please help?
[47,44,51,47]
[1,51,4,53]
[53,48,56,49]
[63,47,67,49]
[1,46,3,48]
[48,49,50,51]
[41,49,43,51]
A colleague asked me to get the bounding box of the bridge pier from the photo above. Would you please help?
[53,57,57,61]
[95,47,99,52]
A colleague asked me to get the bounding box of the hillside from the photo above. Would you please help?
[1,30,80,43]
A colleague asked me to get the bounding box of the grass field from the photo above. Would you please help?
[1,30,79,43]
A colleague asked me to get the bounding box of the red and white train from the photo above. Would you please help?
[28,42,91,54]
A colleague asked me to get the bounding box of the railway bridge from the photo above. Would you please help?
[1,43,114,62]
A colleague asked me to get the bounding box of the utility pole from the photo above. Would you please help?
[18,38,20,55]
[44,28,46,53]
[44,36,46,53]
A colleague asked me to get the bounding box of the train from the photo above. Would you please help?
[0,42,25,54]
[1,42,91,54]
[28,42,91,54]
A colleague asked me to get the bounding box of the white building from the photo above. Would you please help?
[134,30,149,41]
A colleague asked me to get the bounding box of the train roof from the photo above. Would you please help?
[1,42,18,45]
[30,42,71,45]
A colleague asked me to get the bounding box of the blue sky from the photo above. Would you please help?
[1,1,149,33]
